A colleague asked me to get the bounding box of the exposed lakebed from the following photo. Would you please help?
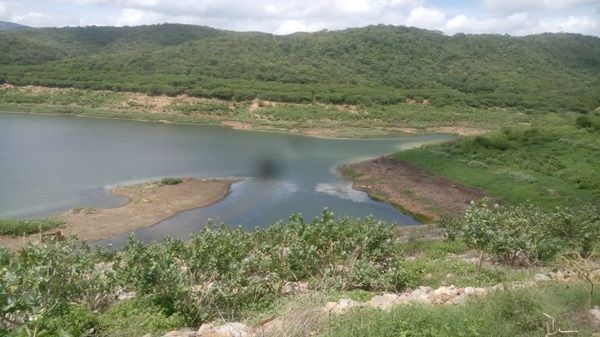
[0,112,454,245]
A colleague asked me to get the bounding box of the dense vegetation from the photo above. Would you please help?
[0,211,409,336]
[0,24,599,114]
[1,207,598,336]
[0,85,539,136]
[0,218,64,236]
[394,116,600,207]
[443,199,600,266]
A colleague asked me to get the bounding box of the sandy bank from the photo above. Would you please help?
[341,157,487,221]
[0,178,238,251]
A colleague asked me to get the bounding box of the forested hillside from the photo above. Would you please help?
[0,24,599,112]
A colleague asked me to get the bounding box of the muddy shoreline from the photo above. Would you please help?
[341,157,487,221]
[0,178,238,251]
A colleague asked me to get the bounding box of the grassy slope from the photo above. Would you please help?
[0,85,536,136]
[323,284,593,337]
[2,218,597,337]
[393,119,600,207]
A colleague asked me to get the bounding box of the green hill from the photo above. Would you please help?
[0,24,599,113]
[0,21,29,31]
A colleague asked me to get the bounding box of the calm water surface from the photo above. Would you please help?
[0,112,453,245]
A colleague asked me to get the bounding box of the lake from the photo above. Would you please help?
[0,112,454,245]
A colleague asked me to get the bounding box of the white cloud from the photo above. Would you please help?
[484,0,599,13]
[406,6,446,29]
[398,5,599,36]
[0,1,9,19]
[0,0,598,37]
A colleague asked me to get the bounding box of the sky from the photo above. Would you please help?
[0,0,599,36]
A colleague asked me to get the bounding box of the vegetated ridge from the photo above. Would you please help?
[0,21,29,31]
[0,23,598,114]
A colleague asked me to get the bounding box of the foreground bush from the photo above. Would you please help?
[442,199,600,266]
[0,210,411,334]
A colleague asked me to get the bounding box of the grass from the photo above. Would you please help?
[0,218,64,236]
[322,283,593,337]
[0,85,543,137]
[393,122,600,208]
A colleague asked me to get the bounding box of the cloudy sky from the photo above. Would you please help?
[0,0,598,36]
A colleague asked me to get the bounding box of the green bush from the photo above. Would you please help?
[0,218,64,236]
[160,177,183,185]
[441,199,600,265]
[97,299,185,337]
[115,210,410,325]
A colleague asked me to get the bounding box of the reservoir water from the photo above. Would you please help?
[0,112,454,244]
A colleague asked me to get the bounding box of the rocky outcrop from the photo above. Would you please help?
[160,270,579,337]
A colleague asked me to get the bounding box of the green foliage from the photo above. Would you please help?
[97,299,185,337]
[115,210,409,325]
[0,239,118,335]
[0,218,64,236]
[395,124,600,207]
[442,199,600,265]
[159,177,183,185]
[29,305,98,337]
[0,24,598,113]
[0,210,411,334]
[322,284,591,337]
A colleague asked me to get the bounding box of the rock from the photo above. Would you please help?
[198,322,252,337]
[255,317,283,336]
[464,287,476,296]
[533,273,551,282]
[324,298,360,315]
[451,294,468,305]
[430,286,461,304]
[368,294,396,309]
[163,330,197,337]
[406,289,430,304]
[117,290,136,301]
[418,286,433,293]
[446,273,454,279]
[590,306,600,321]
[281,281,309,295]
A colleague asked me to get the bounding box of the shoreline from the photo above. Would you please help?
[0,83,490,139]
[0,108,482,140]
[340,157,488,221]
[0,177,239,251]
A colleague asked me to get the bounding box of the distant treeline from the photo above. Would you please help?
[0,24,599,112]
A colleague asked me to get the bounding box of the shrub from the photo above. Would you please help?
[576,115,593,129]
[0,239,118,334]
[98,299,185,337]
[441,199,600,265]
[0,218,64,236]
[160,177,183,185]
[114,210,410,325]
